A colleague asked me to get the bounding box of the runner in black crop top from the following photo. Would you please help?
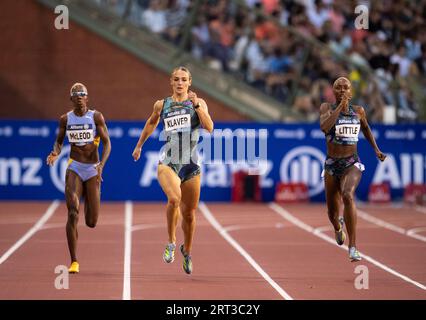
[319,77,386,262]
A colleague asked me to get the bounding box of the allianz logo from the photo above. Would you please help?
[137,146,326,195]
[372,153,426,188]
[138,151,274,188]
[108,127,124,138]
[0,145,73,192]
[384,129,415,140]
[0,158,42,186]
[279,146,326,197]
[1,149,424,195]
[0,126,13,137]
[209,128,268,139]
[0,145,78,191]
[274,129,305,139]
[139,146,325,196]
[49,145,71,192]
[18,126,50,137]
[128,128,160,139]
[310,129,325,139]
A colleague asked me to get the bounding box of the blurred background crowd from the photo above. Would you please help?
[94,0,426,123]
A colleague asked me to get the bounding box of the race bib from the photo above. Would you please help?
[67,124,94,144]
[164,114,191,132]
[335,124,360,140]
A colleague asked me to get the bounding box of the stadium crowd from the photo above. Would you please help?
[95,0,426,123]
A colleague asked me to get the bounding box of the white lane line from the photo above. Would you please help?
[131,223,163,232]
[223,223,285,233]
[313,225,334,234]
[415,205,426,215]
[0,200,60,265]
[407,227,426,234]
[223,225,246,232]
[358,202,403,209]
[40,222,64,230]
[123,201,133,300]
[358,210,405,233]
[199,202,293,300]
[357,209,426,243]
[407,227,426,242]
[269,202,426,291]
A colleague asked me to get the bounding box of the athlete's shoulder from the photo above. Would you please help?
[91,109,105,123]
[352,105,366,117]
[91,109,102,115]
[351,104,364,111]
[59,113,68,124]
[54,114,67,131]
[153,99,165,112]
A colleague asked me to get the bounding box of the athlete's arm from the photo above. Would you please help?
[46,114,67,166]
[319,93,349,133]
[357,106,386,162]
[132,100,163,161]
[188,91,213,133]
[194,98,214,133]
[94,111,111,182]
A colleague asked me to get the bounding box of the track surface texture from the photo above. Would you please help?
[0,201,425,300]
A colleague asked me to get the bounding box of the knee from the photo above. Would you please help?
[168,195,181,209]
[66,188,80,204]
[68,209,79,224]
[341,190,354,204]
[85,220,97,228]
[182,209,196,224]
[85,214,97,228]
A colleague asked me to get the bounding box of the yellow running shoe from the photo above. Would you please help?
[68,261,79,274]
[335,217,346,246]
[163,243,176,263]
[180,245,192,275]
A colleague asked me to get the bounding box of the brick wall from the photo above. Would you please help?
[0,0,248,122]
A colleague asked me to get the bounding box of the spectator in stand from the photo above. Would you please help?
[99,0,426,123]
[141,0,167,34]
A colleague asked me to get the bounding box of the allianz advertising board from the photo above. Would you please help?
[0,120,425,202]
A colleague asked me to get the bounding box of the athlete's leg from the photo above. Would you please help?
[180,174,201,255]
[158,164,182,244]
[340,166,362,248]
[65,170,83,263]
[324,172,342,231]
[83,176,100,228]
